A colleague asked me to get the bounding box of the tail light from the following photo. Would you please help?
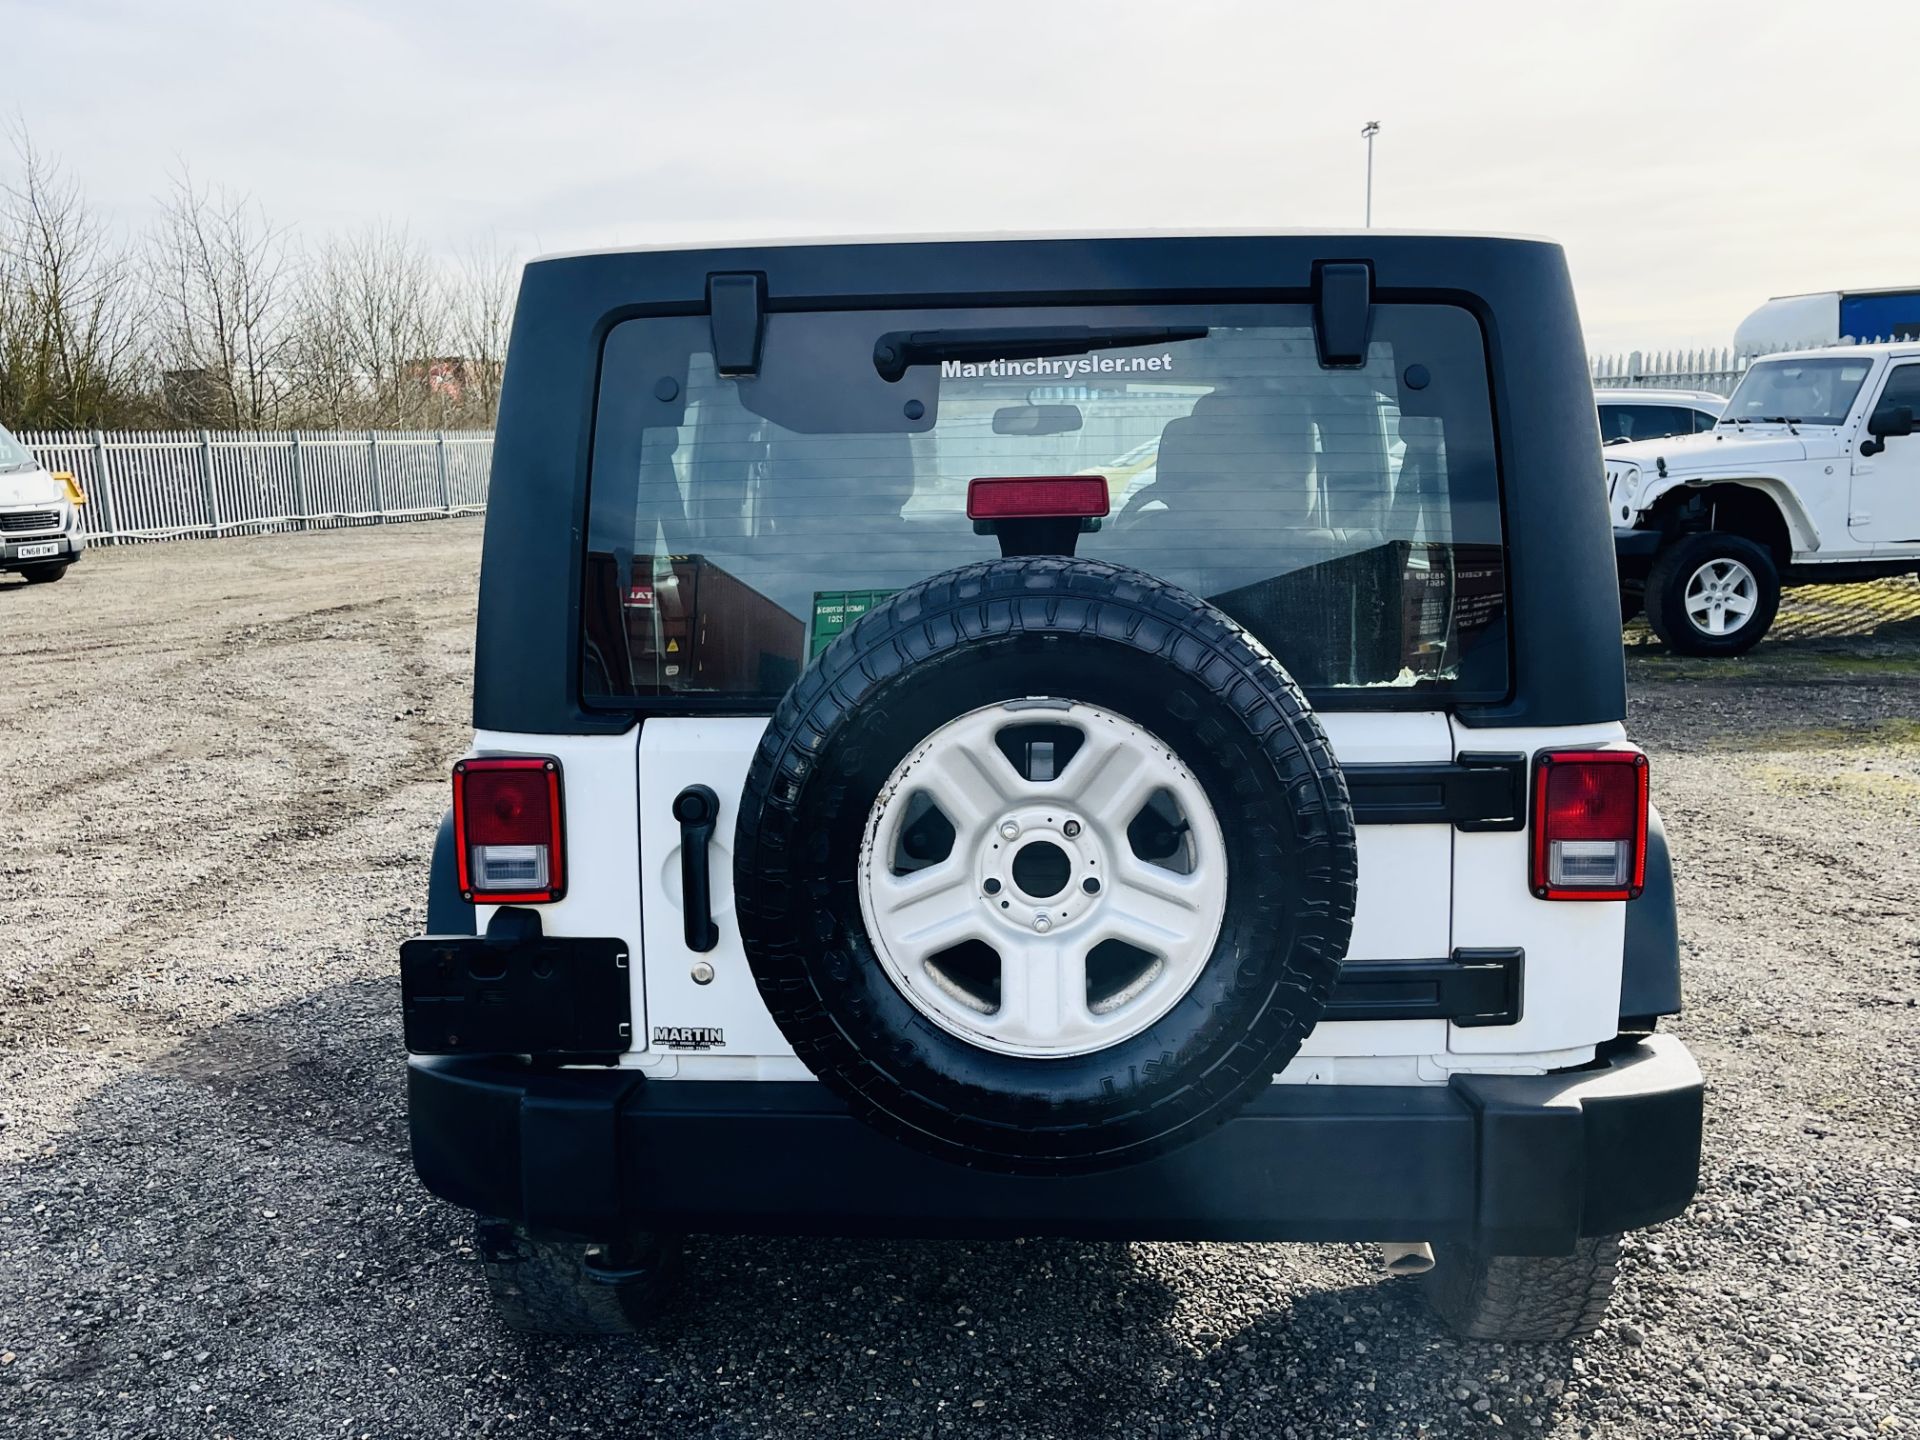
[453,756,566,903]
[1530,749,1649,901]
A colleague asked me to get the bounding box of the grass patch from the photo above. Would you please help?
[1716,718,1920,754]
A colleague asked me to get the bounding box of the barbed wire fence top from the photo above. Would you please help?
[15,429,493,544]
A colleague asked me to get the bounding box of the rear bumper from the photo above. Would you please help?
[408,1034,1703,1254]
[1613,526,1663,584]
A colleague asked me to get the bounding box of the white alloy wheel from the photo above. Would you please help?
[858,699,1228,1059]
[1682,557,1759,637]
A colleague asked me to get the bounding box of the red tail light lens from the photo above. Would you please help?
[1530,749,1649,901]
[453,757,566,903]
[966,475,1111,521]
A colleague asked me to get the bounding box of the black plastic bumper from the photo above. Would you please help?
[408,1035,1702,1254]
[1613,526,1664,584]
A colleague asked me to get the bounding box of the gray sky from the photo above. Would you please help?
[7,0,1916,352]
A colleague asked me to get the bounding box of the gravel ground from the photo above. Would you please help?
[1,525,1916,1439]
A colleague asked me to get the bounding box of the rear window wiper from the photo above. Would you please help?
[873,325,1207,382]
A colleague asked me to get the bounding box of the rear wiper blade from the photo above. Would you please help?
[873,325,1207,382]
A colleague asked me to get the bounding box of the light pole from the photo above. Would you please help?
[1361,121,1380,227]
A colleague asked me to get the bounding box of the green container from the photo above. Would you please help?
[810,589,896,657]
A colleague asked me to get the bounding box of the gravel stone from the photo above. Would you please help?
[2,526,1917,1439]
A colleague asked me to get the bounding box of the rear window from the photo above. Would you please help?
[584,302,1507,708]
[0,421,36,472]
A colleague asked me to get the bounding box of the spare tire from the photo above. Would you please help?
[734,557,1357,1175]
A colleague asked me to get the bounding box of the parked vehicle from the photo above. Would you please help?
[1736,287,1920,352]
[1598,388,1724,444]
[0,420,85,584]
[1610,341,1920,653]
[403,233,1701,1341]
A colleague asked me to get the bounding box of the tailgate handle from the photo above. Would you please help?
[672,785,721,953]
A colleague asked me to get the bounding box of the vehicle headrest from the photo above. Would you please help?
[1152,393,1316,503]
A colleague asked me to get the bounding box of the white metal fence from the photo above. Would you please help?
[1590,336,1912,397]
[17,429,494,545]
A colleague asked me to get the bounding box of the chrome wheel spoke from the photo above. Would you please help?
[1104,856,1211,946]
[1064,740,1158,831]
[867,862,978,959]
[991,937,1091,1046]
[908,741,1023,833]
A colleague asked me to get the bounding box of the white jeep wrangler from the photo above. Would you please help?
[403,233,1702,1341]
[1610,342,1920,654]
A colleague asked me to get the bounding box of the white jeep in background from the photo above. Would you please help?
[1609,342,1920,654]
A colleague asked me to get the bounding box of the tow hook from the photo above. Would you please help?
[1380,1242,1435,1276]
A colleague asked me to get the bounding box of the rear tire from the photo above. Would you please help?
[1644,533,1778,656]
[21,562,69,584]
[1421,1233,1621,1341]
[475,1220,681,1334]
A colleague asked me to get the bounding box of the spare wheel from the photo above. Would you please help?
[733,557,1357,1175]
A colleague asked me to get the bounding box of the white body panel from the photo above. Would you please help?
[479,697,1624,1085]
[1447,719,1625,1056]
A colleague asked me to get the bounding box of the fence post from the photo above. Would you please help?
[198,429,220,537]
[91,430,119,544]
[435,431,452,513]
[368,430,385,523]
[289,433,308,531]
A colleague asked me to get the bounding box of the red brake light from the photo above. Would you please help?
[1530,749,1649,901]
[453,756,566,903]
[966,475,1110,521]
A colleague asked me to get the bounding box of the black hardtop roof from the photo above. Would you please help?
[474,229,1626,734]
[521,230,1568,310]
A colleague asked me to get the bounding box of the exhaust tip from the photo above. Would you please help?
[1381,1241,1435,1276]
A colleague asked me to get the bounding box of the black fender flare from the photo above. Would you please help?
[426,808,476,936]
[1620,804,1680,1025]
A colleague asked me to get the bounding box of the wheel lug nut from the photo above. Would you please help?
[1033,914,1051,933]
[983,877,1002,895]
[1082,877,1101,894]
[1062,820,1081,838]
[999,820,1021,841]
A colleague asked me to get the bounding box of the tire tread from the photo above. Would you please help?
[1422,1234,1622,1341]
[475,1221,679,1335]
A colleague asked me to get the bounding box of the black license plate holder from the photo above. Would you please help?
[400,935,633,1058]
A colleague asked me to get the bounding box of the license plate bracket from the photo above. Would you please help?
[400,934,632,1058]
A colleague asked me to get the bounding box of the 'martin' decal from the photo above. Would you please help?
[653,1026,725,1050]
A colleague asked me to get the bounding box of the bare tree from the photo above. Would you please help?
[444,242,518,427]
[2,128,522,433]
[290,225,452,429]
[147,168,297,427]
[0,126,148,427]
